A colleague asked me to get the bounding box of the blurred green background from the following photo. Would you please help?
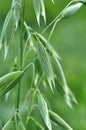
[0,0,86,130]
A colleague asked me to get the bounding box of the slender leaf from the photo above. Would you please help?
[0,10,16,58]
[49,110,73,130]
[0,0,22,58]
[33,0,46,25]
[33,0,41,25]
[40,0,46,23]
[0,71,24,96]
[37,37,55,91]
[51,56,77,107]
[24,88,34,113]
[0,11,12,47]
[38,91,52,130]
[12,0,22,29]
[37,33,60,60]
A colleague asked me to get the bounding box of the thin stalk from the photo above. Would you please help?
[20,20,23,69]
[48,17,61,41]
[42,0,77,34]
[16,82,21,112]
[16,0,26,123]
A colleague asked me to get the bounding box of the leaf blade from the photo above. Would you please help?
[37,37,55,91]
[40,0,46,23]
[49,110,73,130]
[38,91,52,130]
[51,56,77,107]
[0,71,24,96]
[37,33,60,60]
[33,0,41,25]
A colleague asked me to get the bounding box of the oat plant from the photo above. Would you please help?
[0,0,85,130]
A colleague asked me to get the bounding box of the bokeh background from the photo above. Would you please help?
[0,0,86,130]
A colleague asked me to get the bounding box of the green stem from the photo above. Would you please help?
[42,0,77,34]
[16,82,21,112]
[20,0,26,69]
[16,0,26,121]
[48,17,61,41]
[20,19,23,69]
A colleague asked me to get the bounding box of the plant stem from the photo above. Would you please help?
[16,82,21,112]
[20,19,23,70]
[42,0,77,34]
[16,0,26,119]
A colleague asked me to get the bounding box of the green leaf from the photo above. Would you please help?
[0,0,22,58]
[0,11,12,47]
[51,56,77,107]
[61,3,82,18]
[26,117,45,130]
[24,22,37,59]
[2,118,16,130]
[0,71,24,96]
[11,0,22,29]
[37,33,60,60]
[0,10,16,58]
[24,88,35,113]
[40,0,46,23]
[37,37,55,91]
[49,110,73,130]
[33,0,41,25]
[33,0,46,25]
[38,91,52,130]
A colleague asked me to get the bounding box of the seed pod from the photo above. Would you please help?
[0,71,24,96]
[61,3,82,18]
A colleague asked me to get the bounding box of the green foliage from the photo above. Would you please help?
[38,90,52,130]
[0,0,85,129]
[37,36,55,91]
[0,71,24,96]
[49,110,73,130]
[33,0,46,25]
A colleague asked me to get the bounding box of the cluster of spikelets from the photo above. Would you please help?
[0,0,86,130]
